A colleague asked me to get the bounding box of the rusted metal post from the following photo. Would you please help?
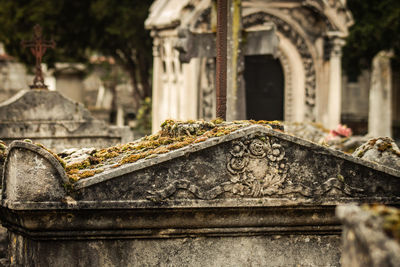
[21,24,55,90]
[216,0,227,120]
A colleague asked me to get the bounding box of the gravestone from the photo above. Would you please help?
[368,50,393,137]
[1,121,400,266]
[0,89,133,152]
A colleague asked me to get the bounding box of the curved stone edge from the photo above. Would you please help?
[0,90,27,108]
[6,141,69,183]
[75,125,400,190]
[1,141,69,204]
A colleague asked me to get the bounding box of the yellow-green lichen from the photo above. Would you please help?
[57,119,282,182]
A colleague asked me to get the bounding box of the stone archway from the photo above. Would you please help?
[243,11,317,121]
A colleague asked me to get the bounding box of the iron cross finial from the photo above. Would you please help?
[21,24,56,90]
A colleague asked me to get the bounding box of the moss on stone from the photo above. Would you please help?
[57,119,282,182]
[65,159,90,172]
[377,142,392,152]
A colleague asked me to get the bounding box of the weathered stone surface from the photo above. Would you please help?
[0,89,133,152]
[284,121,330,144]
[2,125,400,266]
[8,232,340,267]
[353,137,400,170]
[337,205,400,267]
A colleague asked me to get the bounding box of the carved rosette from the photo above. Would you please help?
[226,137,289,197]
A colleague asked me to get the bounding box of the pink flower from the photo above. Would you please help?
[325,124,353,142]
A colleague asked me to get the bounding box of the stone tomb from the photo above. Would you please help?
[0,89,132,152]
[1,125,400,266]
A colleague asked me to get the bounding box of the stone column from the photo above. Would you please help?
[327,37,345,129]
[368,50,393,137]
[151,35,163,132]
[226,0,246,121]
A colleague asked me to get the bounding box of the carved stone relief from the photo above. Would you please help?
[276,50,293,121]
[225,137,288,197]
[147,136,364,202]
[193,7,212,31]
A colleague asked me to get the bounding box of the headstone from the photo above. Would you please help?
[368,50,394,137]
[0,90,133,152]
[2,121,400,266]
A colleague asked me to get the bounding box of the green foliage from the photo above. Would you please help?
[0,0,153,99]
[343,0,400,79]
[135,97,152,136]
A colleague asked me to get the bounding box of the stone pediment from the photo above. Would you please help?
[2,124,400,211]
[0,90,132,151]
[1,123,400,267]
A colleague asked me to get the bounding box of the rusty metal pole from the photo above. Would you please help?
[216,0,227,120]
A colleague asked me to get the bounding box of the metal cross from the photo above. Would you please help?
[21,24,56,89]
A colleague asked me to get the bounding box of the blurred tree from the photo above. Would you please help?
[343,0,400,79]
[0,0,153,105]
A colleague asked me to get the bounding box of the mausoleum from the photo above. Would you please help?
[146,0,353,131]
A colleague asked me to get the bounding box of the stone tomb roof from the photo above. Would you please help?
[2,121,399,211]
[2,121,400,266]
[0,89,132,152]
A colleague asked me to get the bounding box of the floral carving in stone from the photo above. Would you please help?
[225,137,289,197]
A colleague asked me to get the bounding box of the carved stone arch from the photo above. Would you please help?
[302,3,336,32]
[192,6,212,32]
[243,11,317,121]
[275,34,307,122]
[276,49,293,121]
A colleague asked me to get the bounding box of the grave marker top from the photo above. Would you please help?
[21,24,55,89]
